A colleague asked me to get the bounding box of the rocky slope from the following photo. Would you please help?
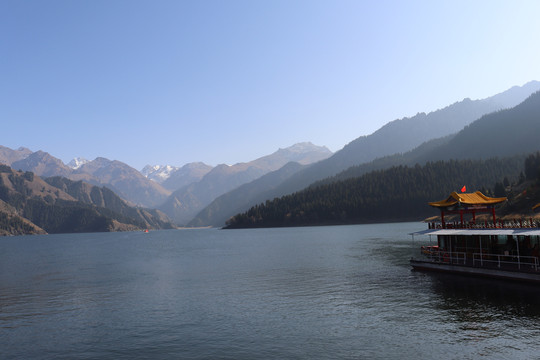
[0,165,174,235]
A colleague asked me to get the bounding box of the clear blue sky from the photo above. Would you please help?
[2,0,540,170]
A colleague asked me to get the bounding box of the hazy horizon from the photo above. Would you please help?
[3,1,540,169]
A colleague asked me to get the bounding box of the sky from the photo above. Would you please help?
[2,0,540,170]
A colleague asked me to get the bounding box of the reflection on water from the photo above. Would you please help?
[430,273,540,318]
[2,224,540,359]
[440,277,540,347]
[414,271,540,357]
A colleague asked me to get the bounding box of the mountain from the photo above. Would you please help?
[224,157,526,229]
[0,146,32,165]
[141,164,181,183]
[367,80,540,160]
[224,81,540,212]
[71,157,171,208]
[225,89,540,228]
[188,161,306,227]
[245,142,333,168]
[418,90,540,161]
[322,90,540,185]
[187,82,540,227]
[0,165,174,235]
[0,198,47,236]
[159,142,332,225]
[498,153,540,217]
[44,176,172,229]
[67,157,90,169]
[12,150,73,177]
[5,149,171,208]
[155,162,213,191]
[484,81,540,109]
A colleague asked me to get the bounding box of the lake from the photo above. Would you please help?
[1,222,540,359]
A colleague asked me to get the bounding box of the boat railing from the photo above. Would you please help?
[418,248,540,272]
[428,219,540,230]
[472,253,539,271]
[420,249,467,265]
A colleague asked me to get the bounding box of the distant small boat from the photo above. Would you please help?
[144,229,149,233]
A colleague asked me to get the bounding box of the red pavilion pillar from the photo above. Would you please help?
[441,210,445,228]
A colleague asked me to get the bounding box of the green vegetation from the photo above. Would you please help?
[21,198,113,233]
[497,152,540,216]
[225,157,525,228]
[0,211,39,235]
[524,152,540,180]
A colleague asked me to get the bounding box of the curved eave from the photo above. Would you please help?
[429,191,507,209]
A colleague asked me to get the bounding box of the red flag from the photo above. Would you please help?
[461,186,466,193]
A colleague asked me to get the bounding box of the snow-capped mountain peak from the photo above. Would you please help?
[141,164,180,183]
[67,157,89,170]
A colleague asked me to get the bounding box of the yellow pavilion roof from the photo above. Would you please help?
[429,191,507,208]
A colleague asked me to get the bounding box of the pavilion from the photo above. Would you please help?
[429,191,507,228]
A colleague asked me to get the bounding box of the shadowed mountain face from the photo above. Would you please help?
[44,176,173,229]
[324,90,540,184]
[0,165,174,235]
[235,81,540,208]
[419,90,540,161]
[224,157,527,229]
[187,81,540,227]
[158,143,332,225]
[224,90,540,229]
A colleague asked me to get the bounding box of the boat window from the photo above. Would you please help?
[439,236,446,249]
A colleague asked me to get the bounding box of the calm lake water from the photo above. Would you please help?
[2,222,540,359]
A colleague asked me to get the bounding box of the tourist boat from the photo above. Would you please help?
[410,191,540,283]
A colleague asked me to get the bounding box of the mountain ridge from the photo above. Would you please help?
[189,81,540,227]
[160,162,214,191]
[188,161,307,227]
[3,152,172,208]
[3,81,539,228]
[224,89,540,228]
[158,142,332,225]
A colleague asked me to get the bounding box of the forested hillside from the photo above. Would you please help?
[498,152,540,216]
[228,83,540,214]
[224,157,525,228]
